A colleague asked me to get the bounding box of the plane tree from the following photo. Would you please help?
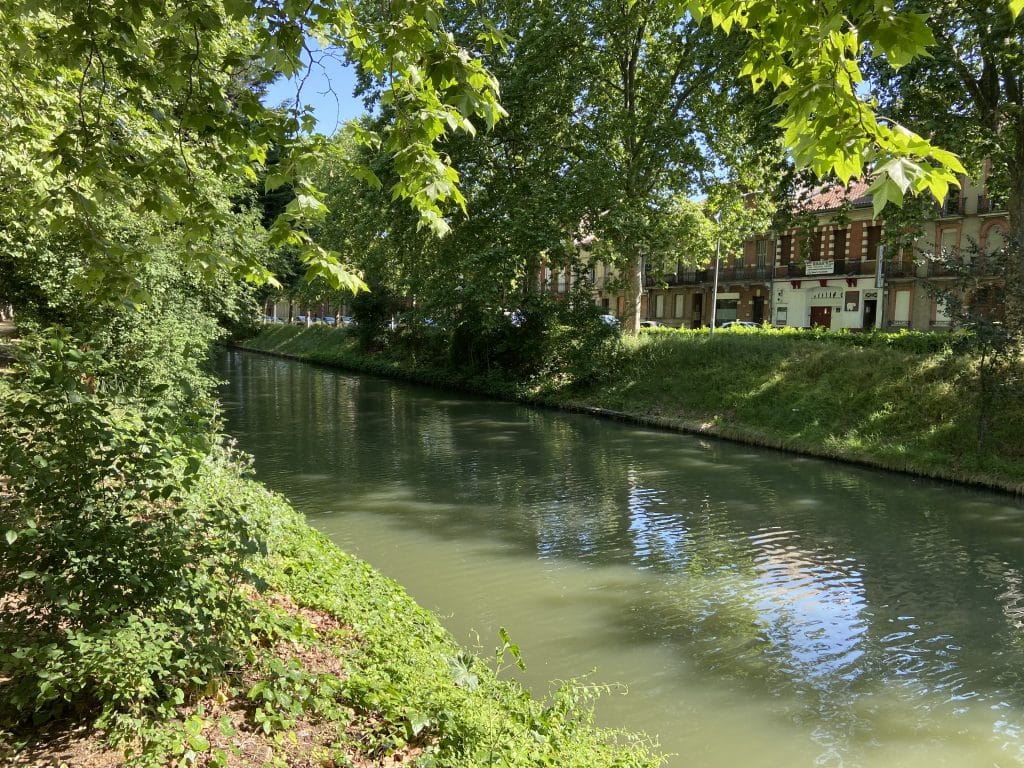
[867,0,1024,324]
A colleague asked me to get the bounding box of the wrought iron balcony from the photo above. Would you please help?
[885,259,914,278]
[772,259,893,280]
[977,195,1005,214]
[644,265,770,287]
[940,196,963,217]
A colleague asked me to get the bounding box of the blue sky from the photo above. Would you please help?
[262,45,366,135]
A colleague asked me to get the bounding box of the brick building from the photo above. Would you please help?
[636,179,1009,331]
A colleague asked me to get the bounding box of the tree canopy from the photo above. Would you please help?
[867,0,1024,327]
[3,0,1018,315]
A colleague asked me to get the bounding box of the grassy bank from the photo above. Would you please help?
[250,479,661,768]
[0,343,660,768]
[239,324,1024,494]
[1,463,660,767]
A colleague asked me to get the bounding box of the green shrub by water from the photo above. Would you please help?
[258,491,660,768]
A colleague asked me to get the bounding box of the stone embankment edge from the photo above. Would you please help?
[229,341,1024,498]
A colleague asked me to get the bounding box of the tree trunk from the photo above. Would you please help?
[1004,126,1024,336]
[523,253,540,298]
[624,252,643,334]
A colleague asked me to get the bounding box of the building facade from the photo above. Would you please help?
[639,179,1009,331]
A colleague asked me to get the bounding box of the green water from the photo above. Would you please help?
[218,350,1024,767]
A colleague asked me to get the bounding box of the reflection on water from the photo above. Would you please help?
[218,351,1024,767]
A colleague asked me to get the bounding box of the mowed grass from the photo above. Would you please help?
[571,329,1023,489]
[239,324,1024,493]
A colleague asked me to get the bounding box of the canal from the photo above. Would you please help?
[218,350,1024,767]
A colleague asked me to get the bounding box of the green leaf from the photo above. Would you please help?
[187,734,210,752]
[265,173,289,192]
[448,653,479,690]
[405,712,433,739]
[5,530,17,545]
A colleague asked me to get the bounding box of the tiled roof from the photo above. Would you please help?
[798,180,873,212]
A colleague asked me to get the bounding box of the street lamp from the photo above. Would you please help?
[709,211,722,337]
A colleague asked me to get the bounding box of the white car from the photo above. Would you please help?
[720,320,760,329]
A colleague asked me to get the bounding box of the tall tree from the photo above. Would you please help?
[316,0,596,328]
[572,2,780,331]
[0,0,504,316]
[868,0,1024,325]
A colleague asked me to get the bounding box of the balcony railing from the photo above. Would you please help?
[774,260,881,279]
[644,265,770,287]
[940,197,963,217]
[978,195,1005,214]
[885,260,914,278]
[716,265,773,282]
[641,254,996,289]
[926,261,960,277]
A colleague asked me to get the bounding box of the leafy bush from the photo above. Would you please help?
[547,288,621,386]
[351,286,402,351]
[663,323,955,354]
[258,500,662,768]
[0,330,268,732]
[446,295,555,378]
[442,290,619,385]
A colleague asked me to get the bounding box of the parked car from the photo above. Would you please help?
[599,314,620,328]
[322,316,337,326]
[719,320,760,329]
[293,315,307,325]
[504,309,526,327]
[639,320,663,328]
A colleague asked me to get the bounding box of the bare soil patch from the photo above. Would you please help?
[1,592,428,767]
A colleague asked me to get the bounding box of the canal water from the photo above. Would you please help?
[218,350,1024,767]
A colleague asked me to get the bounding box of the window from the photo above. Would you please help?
[866,225,883,261]
[755,238,771,267]
[674,294,685,318]
[655,294,665,318]
[985,224,1007,259]
[779,234,792,265]
[942,190,961,216]
[556,269,567,292]
[809,230,822,260]
[832,228,847,260]
[715,298,738,324]
[893,290,911,327]
[940,228,960,260]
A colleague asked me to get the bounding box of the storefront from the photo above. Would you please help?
[773,278,881,330]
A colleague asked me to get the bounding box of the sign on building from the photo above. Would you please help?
[805,260,835,276]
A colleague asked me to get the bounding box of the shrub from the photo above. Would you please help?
[0,329,267,732]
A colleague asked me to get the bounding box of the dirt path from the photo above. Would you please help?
[0,321,13,370]
[0,321,14,369]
